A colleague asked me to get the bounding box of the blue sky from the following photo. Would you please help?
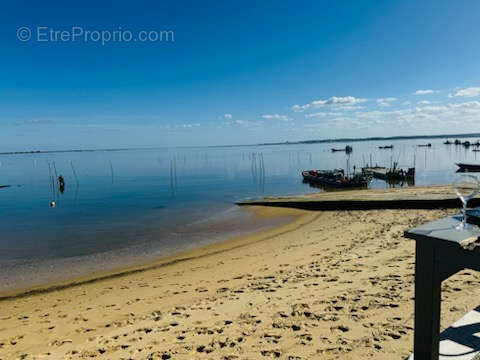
[1,0,480,150]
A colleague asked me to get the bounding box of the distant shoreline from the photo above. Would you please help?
[2,132,480,156]
[257,132,480,146]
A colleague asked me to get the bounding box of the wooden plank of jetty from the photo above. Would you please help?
[236,185,480,210]
[363,166,388,179]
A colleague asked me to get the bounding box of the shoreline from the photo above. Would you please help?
[2,205,480,359]
[0,185,463,299]
[0,205,306,301]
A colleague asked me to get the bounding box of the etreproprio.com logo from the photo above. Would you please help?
[16,26,175,45]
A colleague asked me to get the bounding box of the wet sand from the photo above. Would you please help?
[1,206,480,359]
[0,206,291,294]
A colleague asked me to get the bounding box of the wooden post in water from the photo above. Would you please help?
[70,160,79,187]
[109,160,114,184]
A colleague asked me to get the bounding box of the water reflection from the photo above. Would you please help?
[2,138,480,264]
[250,152,265,193]
[170,156,177,196]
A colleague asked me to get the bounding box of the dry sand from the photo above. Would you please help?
[1,206,480,359]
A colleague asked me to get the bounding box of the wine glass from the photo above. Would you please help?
[453,174,480,230]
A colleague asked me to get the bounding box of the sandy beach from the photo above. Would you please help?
[2,205,480,359]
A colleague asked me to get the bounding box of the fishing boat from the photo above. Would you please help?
[362,162,415,181]
[331,145,353,153]
[454,139,462,145]
[463,141,471,148]
[444,140,452,145]
[379,145,394,149]
[418,143,432,147]
[302,169,369,188]
[456,163,480,172]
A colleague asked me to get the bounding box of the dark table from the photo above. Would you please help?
[404,215,480,359]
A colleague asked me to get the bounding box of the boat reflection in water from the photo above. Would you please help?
[384,177,415,188]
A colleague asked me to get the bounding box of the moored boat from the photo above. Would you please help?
[302,169,369,188]
[379,145,393,149]
[331,145,353,153]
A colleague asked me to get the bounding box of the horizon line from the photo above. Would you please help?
[2,131,480,156]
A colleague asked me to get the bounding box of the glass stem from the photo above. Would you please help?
[462,201,467,228]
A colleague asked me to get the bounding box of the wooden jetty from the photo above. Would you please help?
[362,163,415,181]
[363,167,390,179]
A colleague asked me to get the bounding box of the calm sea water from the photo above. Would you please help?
[1,138,479,291]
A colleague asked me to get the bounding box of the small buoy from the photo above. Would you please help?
[50,201,56,208]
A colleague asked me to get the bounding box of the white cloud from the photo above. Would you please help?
[350,100,480,129]
[377,97,397,103]
[296,94,480,133]
[331,105,365,111]
[414,89,437,95]
[420,105,450,113]
[304,112,343,118]
[219,91,480,137]
[234,119,261,127]
[178,123,200,128]
[449,87,480,98]
[223,114,233,119]
[292,96,367,112]
[261,114,292,121]
[449,100,480,108]
[376,97,397,107]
